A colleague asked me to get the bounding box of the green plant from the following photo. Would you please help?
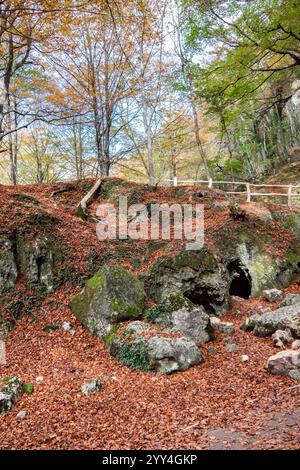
[116,340,150,371]
[23,383,34,394]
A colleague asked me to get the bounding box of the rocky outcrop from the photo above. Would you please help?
[0,377,23,415]
[267,350,300,377]
[0,236,18,293]
[280,294,300,307]
[241,302,300,337]
[70,265,145,337]
[107,321,203,374]
[0,234,55,294]
[263,289,284,302]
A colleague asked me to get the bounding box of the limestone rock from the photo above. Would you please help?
[18,237,54,292]
[272,329,293,347]
[0,236,18,294]
[280,294,300,307]
[241,303,300,337]
[70,265,145,338]
[267,350,300,376]
[263,289,284,302]
[81,379,102,395]
[0,377,23,415]
[107,321,203,374]
[155,305,215,345]
[0,316,15,340]
[210,317,235,334]
[292,339,300,350]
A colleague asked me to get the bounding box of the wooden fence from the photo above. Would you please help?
[164,177,300,207]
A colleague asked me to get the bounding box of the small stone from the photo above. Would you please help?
[272,329,293,347]
[81,379,102,395]
[208,346,217,354]
[62,321,74,331]
[35,376,44,383]
[225,344,240,352]
[234,310,242,318]
[288,370,300,381]
[263,289,284,302]
[241,355,249,363]
[223,337,235,344]
[292,340,300,350]
[210,317,235,334]
[16,410,26,420]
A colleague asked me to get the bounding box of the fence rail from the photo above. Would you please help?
[164,177,300,207]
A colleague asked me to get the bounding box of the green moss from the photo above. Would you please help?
[75,205,87,220]
[116,340,151,371]
[23,383,34,394]
[86,269,106,289]
[145,293,196,323]
[103,323,121,347]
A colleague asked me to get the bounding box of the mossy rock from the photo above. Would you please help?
[70,264,146,338]
[145,292,196,323]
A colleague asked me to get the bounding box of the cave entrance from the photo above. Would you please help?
[227,259,252,299]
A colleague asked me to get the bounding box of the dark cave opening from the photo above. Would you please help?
[227,259,252,299]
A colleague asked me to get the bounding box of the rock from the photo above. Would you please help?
[241,302,300,337]
[16,411,26,420]
[225,344,240,352]
[230,202,273,224]
[62,322,75,335]
[263,289,284,302]
[241,355,249,362]
[18,237,54,292]
[0,236,18,294]
[0,377,23,415]
[210,317,235,334]
[70,265,145,338]
[234,310,242,318]
[155,306,215,345]
[35,376,44,383]
[43,323,60,332]
[289,370,300,381]
[81,379,102,395]
[107,321,203,374]
[208,346,217,354]
[223,337,235,344]
[267,350,300,376]
[272,329,293,347]
[292,340,300,350]
[0,316,15,340]
[280,294,300,307]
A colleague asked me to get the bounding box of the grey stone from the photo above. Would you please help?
[208,346,217,354]
[18,237,54,292]
[108,320,203,374]
[241,302,300,337]
[225,344,240,352]
[241,355,249,362]
[16,411,26,419]
[263,289,284,302]
[0,236,18,294]
[267,350,300,376]
[292,340,300,350]
[289,370,300,381]
[70,265,145,338]
[156,307,214,345]
[35,376,44,383]
[0,316,14,340]
[272,329,293,347]
[0,377,23,415]
[223,337,235,344]
[281,294,300,307]
[81,379,102,395]
[210,317,235,334]
[234,310,242,318]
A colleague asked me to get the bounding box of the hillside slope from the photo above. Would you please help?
[0,178,299,450]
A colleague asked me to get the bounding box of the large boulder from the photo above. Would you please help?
[241,302,300,337]
[267,350,300,376]
[70,265,145,337]
[18,237,54,292]
[107,321,203,374]
[0,377,23,415]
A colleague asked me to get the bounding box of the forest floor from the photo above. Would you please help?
[0,177,299,450]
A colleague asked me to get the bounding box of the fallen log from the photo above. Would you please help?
[76,178,102,219]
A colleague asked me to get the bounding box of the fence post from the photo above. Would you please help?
[208,178,213,189]
[173,176,178,187]
[288,185,292,207]
[246,183,251,203]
